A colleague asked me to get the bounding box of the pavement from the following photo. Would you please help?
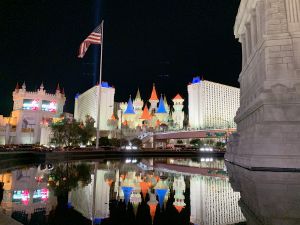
[0,211,22,225]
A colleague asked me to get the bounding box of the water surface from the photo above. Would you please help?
[0,157,247,225]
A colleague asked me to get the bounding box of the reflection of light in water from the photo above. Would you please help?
[200,158,213,162]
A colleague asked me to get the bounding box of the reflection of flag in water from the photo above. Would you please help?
[78,23,102,58]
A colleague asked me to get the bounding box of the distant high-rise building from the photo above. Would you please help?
[74,82,115,131]
[188,77,240,129]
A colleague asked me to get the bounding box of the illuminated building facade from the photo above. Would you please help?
[188,77,240,129]
[74,82,115,131]
[0,82,65,145]
[119,84,185,130]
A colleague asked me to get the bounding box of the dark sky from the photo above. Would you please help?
[0,0,241,116]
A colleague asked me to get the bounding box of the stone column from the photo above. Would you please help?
[285,0,300,71]
[285,0,300,32]
[250,10,258,49]
[245,23,252,58]
[255,0,264,42]
[241,34,247,67]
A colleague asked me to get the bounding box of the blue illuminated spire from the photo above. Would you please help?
[124,96,135,114]
[122,186,133,205]
[157,95,167,114]
[155,189,168,209]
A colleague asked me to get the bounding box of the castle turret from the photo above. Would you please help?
[122,96,136,128]
[172,94,184,129]
[21,82,26,91]
[15,83,20,92]
[163,95,170,113]
[124,96,135,115]
[156,95,168,123]
[56,83,61,95]
[149,84,159,113]
[140,105,151,121]
[133,88,144,111]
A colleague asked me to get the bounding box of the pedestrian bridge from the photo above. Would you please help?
[153,128,236,141]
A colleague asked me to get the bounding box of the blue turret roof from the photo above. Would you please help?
[124,96,136,114]
[157,96,167,113]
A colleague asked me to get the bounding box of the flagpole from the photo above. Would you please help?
[96,20,104,150]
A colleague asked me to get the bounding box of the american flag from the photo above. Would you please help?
[78,23,102,58]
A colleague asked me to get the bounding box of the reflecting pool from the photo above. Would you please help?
[0,157,247,225]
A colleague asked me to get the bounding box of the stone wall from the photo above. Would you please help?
[226,0,300,169]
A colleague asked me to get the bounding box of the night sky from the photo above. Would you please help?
[0,0,241,116]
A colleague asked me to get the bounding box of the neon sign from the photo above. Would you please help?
[23,99,39,110]
[42,100,57,112]
[12,190,30,205]
[33,189,49,202]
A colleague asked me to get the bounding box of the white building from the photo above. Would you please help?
[188,77,240,129]
[0,82,66,145]
[74,82,115,131]
[190,176,245,225]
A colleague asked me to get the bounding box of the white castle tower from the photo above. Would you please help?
[172,94,184,129]
[11,82,66,144]
[149,84,159,113]
[133,88,144,112]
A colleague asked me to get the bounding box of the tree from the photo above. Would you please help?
[51,118,81,147]
[131,138,142,148]
[215,141,226,149]
[79,115,96,145]
[109,138,120,147]
[204,139,215,146]
[177,139,183,144]
[98,137,110,146]
[190,139,204,147]
[51,116,96,147]
[120,138,129,147]
[48,163,92,197]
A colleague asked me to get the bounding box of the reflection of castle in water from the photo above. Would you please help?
[0,166,57,224]
[68,158,245,225]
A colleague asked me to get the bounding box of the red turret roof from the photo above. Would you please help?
[140,105,151,120]
[173,94,183,100]
[111,114,116,121]
[174,205,184,213]
[150,84,159,101]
